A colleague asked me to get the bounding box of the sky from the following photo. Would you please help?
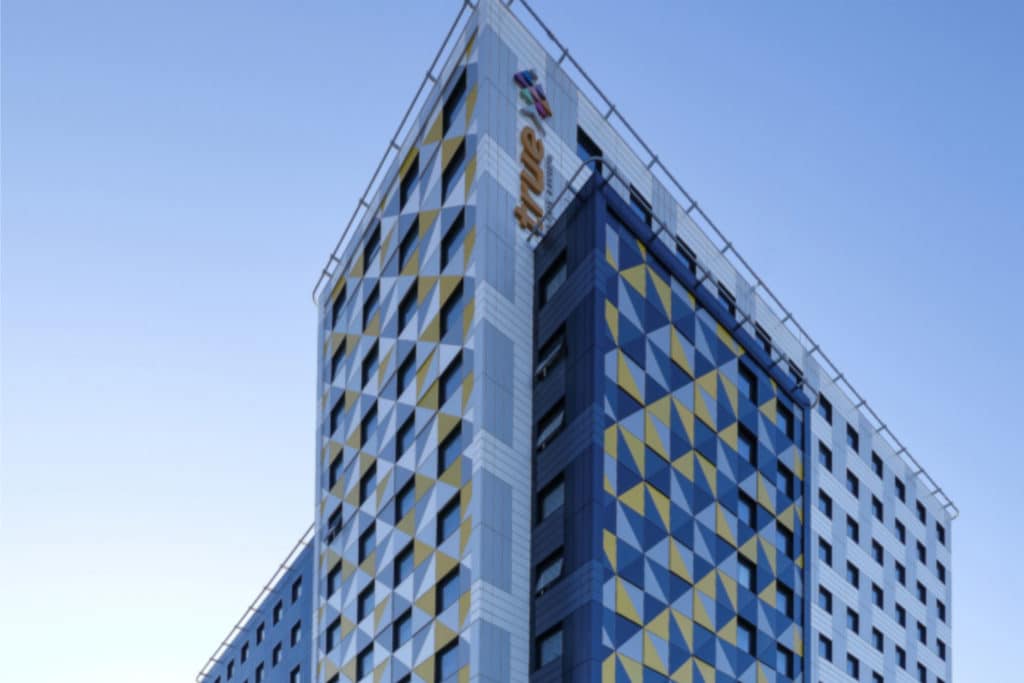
[2,1,1021,681]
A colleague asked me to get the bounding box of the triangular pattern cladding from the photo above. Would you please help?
[601,219,806,682]
[315,27,482,682]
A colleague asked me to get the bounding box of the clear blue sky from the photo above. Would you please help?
[2,1,1020,680]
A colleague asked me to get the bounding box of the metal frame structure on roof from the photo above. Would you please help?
[309,0,957,518]
[195,524,315,683]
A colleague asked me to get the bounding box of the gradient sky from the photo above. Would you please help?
[2,1,1021,681]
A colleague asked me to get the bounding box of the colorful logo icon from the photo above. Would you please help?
[514,69,552,120]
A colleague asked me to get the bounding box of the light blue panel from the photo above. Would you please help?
[479,469,513,591]
[475,620,512,683]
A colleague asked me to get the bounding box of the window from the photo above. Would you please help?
[327,455,342,489]
[737,619,756,656]
[256,622,265,644]
[818,490,833,518]
[937,600,947,622]
[358,525,375,563]
[629,186,652,226]
[777,582,794,618]
[777,645,794,678]
[438,495,461,543]
[290,621,301,646]
[255,663,264,683]
[872,581,888,610]
[357,584,374,621]
[331,284,346,329]
[436,641,460,680]
[358,464,377,506]
[755,324,772,355]
[400,154,418,208]
[896,645,907,669]
[777,523,794,558]
[397,415,415,457]
[873,674,884,683]
[440,282,465,338]
[361,404,378,448]
[398,285,417,333]
[818,586,833,613]
[738,492,757,528]
[846,562,860,588]
[872,496,884,521]
[394,543,414,585]
[846,470,860,497]
[399,226,417,270]
[439,423,462,474]
[273,601,283,625]
[536,626,564,669]
[363,223,381,267]
[938,638,947,661]
[738,364,758,404]
[536,327,566,379]
[819,442,832,470]
[777,403,795,440]
[917,581,927,603]
[872,452,884,477]
[536,401,565,450]
[443,69,466,135]
[896,603,906,626]
[895,477,906,502]
[539,253,567,305]
[918,664,928,683]
[576,126,602,171]
[819,538,833,566]
[330,340,346,381]
[362,284,381,332]
[441,209,466,270]
[917,541,927,564]
[397,351,416,395]
[538,477,564,521]
[676,238,697,275]
[439,353,463,405]
[325,506,342,544]
[535,551,564,595]
[438,568,460,611]
[738,425,757,466]
[896,519,906,543]
[272,644,282,666]
[847,607,860,633]
[396,480,415,520]
[327,563,341,596]
[818,395,832,423]
[937,522,946,546]
[393,610,413,648]
[442,139,466,199]
[226,661,234,680]
[847,516,860,543]
[916,500,927,523]
[777,464,794,499]
[718,284,737,317]
[357,644,373,680]
[326,617,341,652]
[241,643,248,662]
[361,342,379,386]
[291,577,302,603]
[329,396,344,436]
[847,654,860,679]
[872,540,884,564]
[917,621,927,643]
[289,666,301,683]
[846,424,860,452]
[738,556,756,592]
[896,561,906,585]
[872,627,884,651]
[819,635,833,661]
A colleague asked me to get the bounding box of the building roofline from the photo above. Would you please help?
[194,524,315,683]
[310,0,957,519]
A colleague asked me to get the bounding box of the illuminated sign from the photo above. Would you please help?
[514,69,551,233]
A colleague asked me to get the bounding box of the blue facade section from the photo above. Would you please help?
[200,543,314,683]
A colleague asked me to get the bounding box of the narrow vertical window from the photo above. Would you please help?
[443,69,467,135]
[442,139,466,200]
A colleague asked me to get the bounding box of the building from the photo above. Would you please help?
[199,1,956,682]
[197,528,314,683]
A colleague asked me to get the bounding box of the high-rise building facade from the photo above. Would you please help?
[199,1,955,682]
